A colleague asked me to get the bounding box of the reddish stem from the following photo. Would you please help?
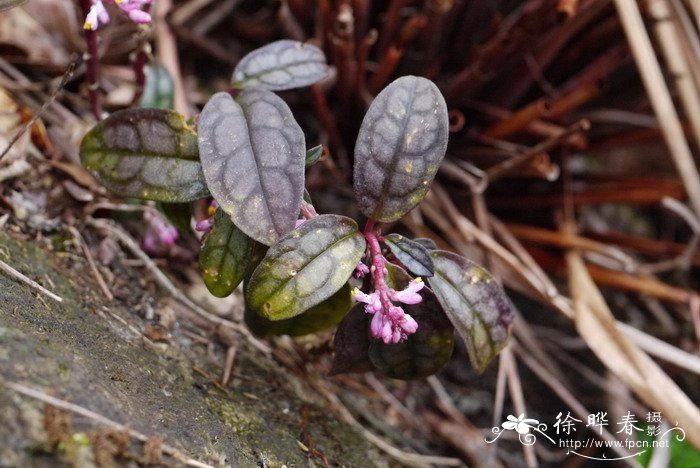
[81,0,102,119]
[364,229,393,313]
[129,3,152,107]
[129,49,148,106]
[300,201,318,220]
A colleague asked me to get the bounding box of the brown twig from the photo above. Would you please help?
[0,63,75,162]
[67,225,113,301]
[0,259,63,303]
[5,381,212,468]
[485,119,590,183]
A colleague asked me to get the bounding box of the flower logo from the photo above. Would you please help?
[502,414,540,434]
[486,414,554,446]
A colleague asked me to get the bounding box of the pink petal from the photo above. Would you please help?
[127,9,151,24]
[400,314,418,334]
[195,217,214,232]
[388,306,404,320]
[390,278,425,305]
[381,320,394,344]
[370,313,384,338]
[352,288,373,305]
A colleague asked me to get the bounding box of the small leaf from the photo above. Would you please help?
[330,304,375,375]
[232,40,328,91]
[353,76,449,222]
[159,202,193,231]
[139,62,175,109]
[413,237,437,250]
[383,233,434,277]
[198,90,305,245]
[427,251,515,373]
[368,287,454,380]
[245,283,351,337]
[305,144,324,167]
[303,189,313,204]
[80,109,208,202]
[0,0,26,11]
[200,210,254,297]
[246,214,366,320]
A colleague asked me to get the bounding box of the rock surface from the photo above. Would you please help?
[0,231,379,467]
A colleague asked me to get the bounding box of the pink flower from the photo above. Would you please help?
[352,288,382,314]
[353,261,370,278]
[143,209,178,254]
[195,200,220,233]
[195,217,214,232]
[389,278,424,305]
[84,0,152,30]
[84,0,110,30]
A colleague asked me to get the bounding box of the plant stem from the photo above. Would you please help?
[365,229,392,312]
[81,0,102,119]
[300,201,318,220]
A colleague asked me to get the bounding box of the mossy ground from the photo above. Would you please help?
[0,231,380,467]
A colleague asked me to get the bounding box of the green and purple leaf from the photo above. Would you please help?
[139,62,175,109]
[413,237,437,250]
[330,304,375,375]
[232,40,328,91]
[305,144,324,167]
[383,233,434,277]
[353,76,448,222]
[197,90,305,246]
[80,109,209,202]
[246,214,366,320]
[245,283,351,337]
[199,209,254,298]
[427,251,515,373]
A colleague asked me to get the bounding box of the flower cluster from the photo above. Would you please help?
[352,277,423,344]
[143,209,178,254]
[84,0,152,31]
